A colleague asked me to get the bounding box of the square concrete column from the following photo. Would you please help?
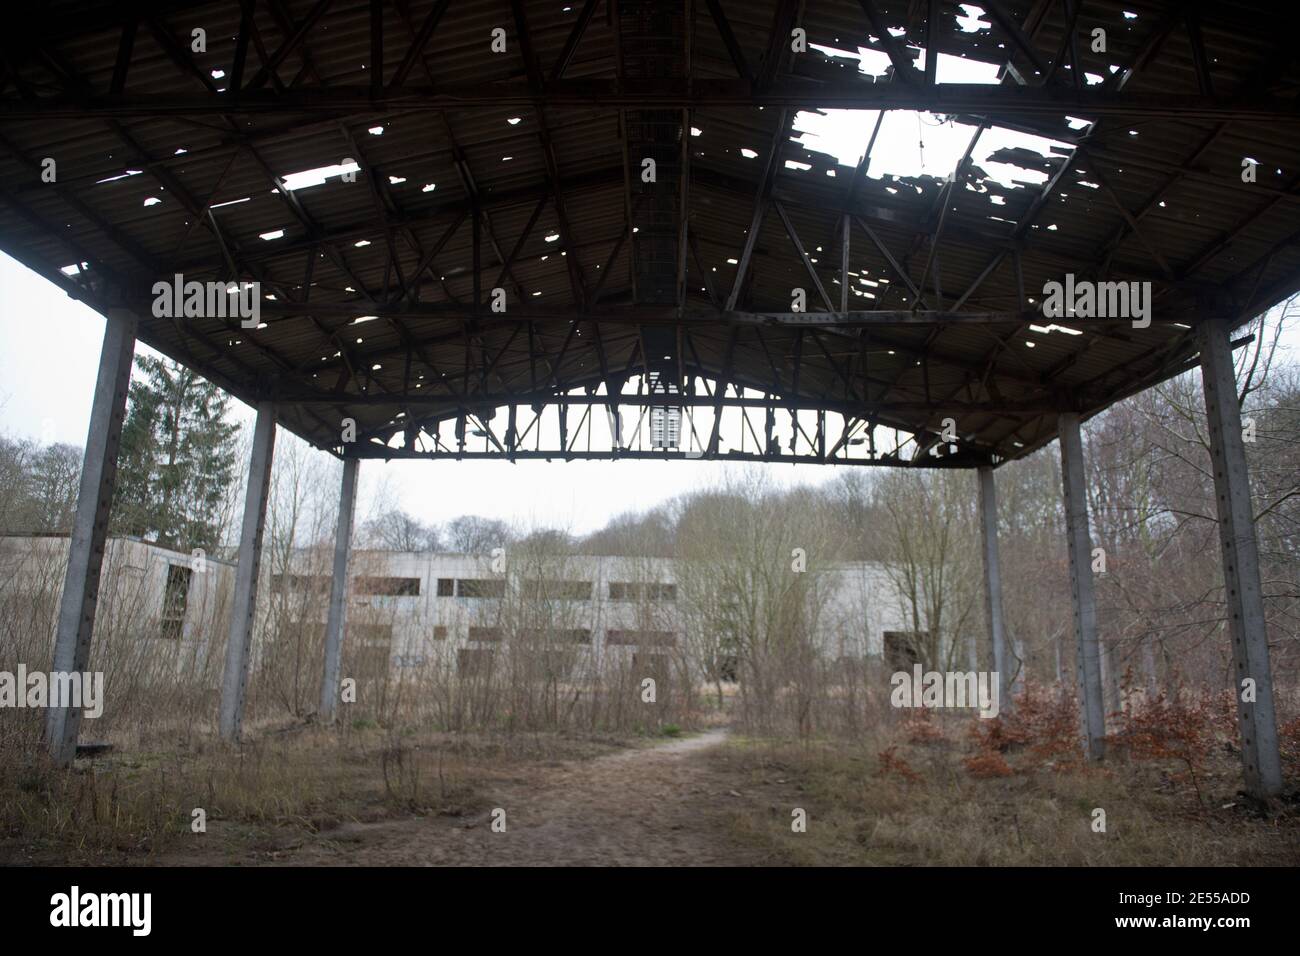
[1058,412,1106,761]
[44,309,137,765]
[977,465,1011,709]
[218,400,277,742]
[318,457,360,721]
[1197,318,1282,799]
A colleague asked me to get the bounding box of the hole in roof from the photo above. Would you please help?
[507,117,521,125]
[211,69,225,79]
[691,127,702,137]
[389,175,407,185]
[351,315,378,325]
[368,126,384,135]
[544,233,560,242]
[421,183,436,192]
[793,49,1074,190]
[956,4,992,31]
[354,239,371,247]
[96,169,143,184]
[211,196,250,208]
[279,161,360,191]
[741,148,758,159]
[143,197,161,206]
[259,229,285,240]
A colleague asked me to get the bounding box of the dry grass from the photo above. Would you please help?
[0,724,632,865]
[714,713,1300,866]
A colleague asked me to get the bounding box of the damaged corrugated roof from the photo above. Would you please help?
[0,0,1297,465]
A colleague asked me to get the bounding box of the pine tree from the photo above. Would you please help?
[112,355,240,552]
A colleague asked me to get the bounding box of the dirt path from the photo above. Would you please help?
[260,728,775,866]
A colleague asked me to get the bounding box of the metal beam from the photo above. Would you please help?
[6,83,1293,120]
[346,444,981,467]
[44,309,136,766]
[277,388,1062,415]
[1196,318,1283,800]
[774,200,835,313]
[218,401,277,743]
[244,301,1190,325]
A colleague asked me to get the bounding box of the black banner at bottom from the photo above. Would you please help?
[0,866,1280,942]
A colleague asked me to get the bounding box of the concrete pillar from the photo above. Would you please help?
[1058,412,1106,761]
[1196,318,1282,799]
[318,457,360,721]
[977,465,1011,708]
[218,401,277,742]
[44,309,137,765]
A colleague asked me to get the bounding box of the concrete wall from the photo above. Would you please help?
[0,533,235,675]
[0,537,906,681]
[268,549,904,673]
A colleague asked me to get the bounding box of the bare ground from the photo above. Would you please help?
[153,729,782,866]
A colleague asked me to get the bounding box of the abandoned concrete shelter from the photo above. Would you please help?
[0,0,1296,800]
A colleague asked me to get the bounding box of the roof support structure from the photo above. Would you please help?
[218,401,277,743]
[7,84,1296,120]
[1197,317,1283,801]
[43,308,136,766]
[319,457,360,723]
[1059,410,1106,762]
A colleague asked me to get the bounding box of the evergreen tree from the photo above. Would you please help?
[112,355,240,552]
